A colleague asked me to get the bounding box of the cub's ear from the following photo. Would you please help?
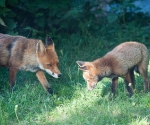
[76,61,84,67]
[45,34,53,46]
[76,61,88,71]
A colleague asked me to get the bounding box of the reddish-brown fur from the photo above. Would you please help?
[0,33,61,94]
[77,42,149,96]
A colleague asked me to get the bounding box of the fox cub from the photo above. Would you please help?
[0,33,61,94]
[77,42,149,96]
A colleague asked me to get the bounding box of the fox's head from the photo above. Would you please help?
[36,35,61,78]
[76,61,102,90]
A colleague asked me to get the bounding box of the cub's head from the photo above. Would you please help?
[76,61,101,90]
[36,35,61,78]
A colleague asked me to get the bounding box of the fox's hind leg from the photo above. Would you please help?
[124,71,133,97]
[129,67,135,89]
[138,64,149,92]
[111,77,118,96]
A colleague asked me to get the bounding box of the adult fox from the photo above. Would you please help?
[0,33,61,94]
[77,42,149,96]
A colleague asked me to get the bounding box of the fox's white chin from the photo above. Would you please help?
[45,69,59,78]
[38,64,59,78]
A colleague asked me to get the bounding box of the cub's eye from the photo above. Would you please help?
[87,79,90,82]
[47,64,52,67]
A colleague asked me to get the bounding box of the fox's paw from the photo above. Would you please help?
[47,88,53,94]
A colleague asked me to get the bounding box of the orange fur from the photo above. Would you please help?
[77,42,149,96]
[0,33,61,94]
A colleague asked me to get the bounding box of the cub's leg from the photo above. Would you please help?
[111,77,118,96]
[129,67,135,89]
[138,64,149,92]
[36,70,53,94]
[124,71,133,97]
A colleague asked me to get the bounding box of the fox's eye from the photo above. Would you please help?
[57,62,59,67]
[47,64,52,67]
[87,79,90,82]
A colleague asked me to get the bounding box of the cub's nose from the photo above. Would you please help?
[58,74,62,78]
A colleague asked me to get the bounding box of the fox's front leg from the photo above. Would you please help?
[36,70,53,94]
[124,72,133,97]
[9,67,18,92]
[111,77,118,96]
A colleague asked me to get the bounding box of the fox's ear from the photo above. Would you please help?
[76,61,84,67]
[45,34,53,45]
[36,40,45,56]
[76,61,91,71]
[45,35,55,49]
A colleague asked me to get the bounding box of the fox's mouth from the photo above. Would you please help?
[45,69,61,78]
[88,83,97,91]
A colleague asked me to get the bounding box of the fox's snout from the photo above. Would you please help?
[52,72,62,78]
[58,73,62,78]
[51,68,61,78]
[45,68,61,78]
[87,82,97,91]
[88,86,95,91]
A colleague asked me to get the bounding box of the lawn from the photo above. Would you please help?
[0,23,150,125]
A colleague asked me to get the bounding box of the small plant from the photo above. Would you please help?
[15,105,20,124]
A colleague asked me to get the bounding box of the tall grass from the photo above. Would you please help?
[0,23,150,125]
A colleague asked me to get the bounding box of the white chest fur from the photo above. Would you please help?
[19,64,39,72]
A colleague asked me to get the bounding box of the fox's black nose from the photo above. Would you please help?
[58,74,62,78]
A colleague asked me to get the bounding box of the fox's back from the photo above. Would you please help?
[0,33,38,67]
[0,33,18,65]
[111,42,147,54]
[106,42,149,73]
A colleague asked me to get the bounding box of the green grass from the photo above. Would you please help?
[1,23,150,125]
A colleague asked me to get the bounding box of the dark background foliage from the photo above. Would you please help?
[0,0,150,46]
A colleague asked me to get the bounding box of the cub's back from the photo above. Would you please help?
[107,42,148,68]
